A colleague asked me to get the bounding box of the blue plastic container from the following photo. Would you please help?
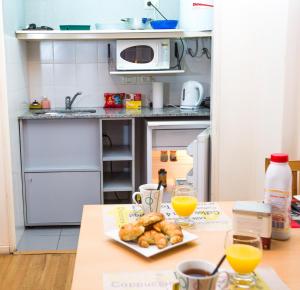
[150,20,178,30]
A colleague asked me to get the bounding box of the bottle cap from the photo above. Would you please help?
[271,153,289,163]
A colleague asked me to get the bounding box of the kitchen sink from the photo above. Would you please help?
[33,109,97,115]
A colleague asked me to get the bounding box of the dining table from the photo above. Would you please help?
[71,202,300,290]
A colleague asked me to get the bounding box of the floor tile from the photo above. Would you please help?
[17,234,59,251]
[61,226,80,236]
[57,235,79,250]
[23,227,62,236]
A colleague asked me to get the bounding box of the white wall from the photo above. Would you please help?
[0,98,11,253]
[2,0,28,247]
[0,99,13,253]
[282,0,300,159]
[0,159,10,253]
[0,0,14,253]
[0,13,10,252]
[24,0,179,28]
[212,0,300,201]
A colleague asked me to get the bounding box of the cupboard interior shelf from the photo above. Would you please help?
[110,70,185,75]
[15,29,212,41]
[103,146,132,161]
[103,172,132,192]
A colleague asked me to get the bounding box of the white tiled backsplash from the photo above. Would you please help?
[27,40,211,108]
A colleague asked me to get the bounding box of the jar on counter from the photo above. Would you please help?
[41,97,51,109]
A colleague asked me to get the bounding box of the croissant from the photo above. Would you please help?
[119,222,145,241]
[137,230,168,249]
[137,212,165,227]
[153,221,183,244]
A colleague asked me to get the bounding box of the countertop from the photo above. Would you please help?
[18,106,210,120]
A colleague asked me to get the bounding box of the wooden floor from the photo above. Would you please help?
[0,253,76,290]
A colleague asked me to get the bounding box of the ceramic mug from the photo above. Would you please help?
[132,184,164,214]
[174,260,230,290]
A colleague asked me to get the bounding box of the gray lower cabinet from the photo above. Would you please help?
[25,171,100,225]
[21,119,101,170]
[20,119,102,225]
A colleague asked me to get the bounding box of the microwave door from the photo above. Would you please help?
[187,128,210,202]
[119,43,158,70]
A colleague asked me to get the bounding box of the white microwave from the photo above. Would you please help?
[116,39,170,71]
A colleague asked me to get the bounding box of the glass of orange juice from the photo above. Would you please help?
[171,185,197,228]
[225,230,262,288]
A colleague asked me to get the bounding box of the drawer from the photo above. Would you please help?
[152,129,202,148]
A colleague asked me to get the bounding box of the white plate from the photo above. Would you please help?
[105,229,198,258]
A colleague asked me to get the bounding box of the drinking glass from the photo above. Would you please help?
[171,185,198,228]
[225,230,263,289]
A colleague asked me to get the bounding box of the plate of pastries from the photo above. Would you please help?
[105,212,198,257]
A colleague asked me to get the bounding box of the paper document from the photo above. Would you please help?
[102,202,231,232]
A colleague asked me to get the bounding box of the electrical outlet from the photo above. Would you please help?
[144,0,160,10]
[121,76,137,85]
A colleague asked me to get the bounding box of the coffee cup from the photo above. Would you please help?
[174,260,229,290]
[132,184,164,214]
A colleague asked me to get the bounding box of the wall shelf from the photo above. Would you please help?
[103,172,132,192]
[103,146,132,161]
[184,31,212,38]
[110,70,185,75]
[15,29,212,41]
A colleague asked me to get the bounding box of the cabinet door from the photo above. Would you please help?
[25,172,100,225]
[22,119,100,170]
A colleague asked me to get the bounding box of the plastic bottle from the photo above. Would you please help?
[41,97,51,109]
[264,153,292,240]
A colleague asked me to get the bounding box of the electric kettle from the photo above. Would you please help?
[180,81,204,110]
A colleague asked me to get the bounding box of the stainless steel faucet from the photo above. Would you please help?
[65,92,82,110]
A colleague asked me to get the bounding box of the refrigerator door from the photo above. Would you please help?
[187,127,210,201]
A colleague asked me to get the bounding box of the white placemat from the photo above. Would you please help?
[103,267,289,290]
[256,267,290,290]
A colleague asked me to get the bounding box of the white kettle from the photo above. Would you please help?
[180,81,204,110]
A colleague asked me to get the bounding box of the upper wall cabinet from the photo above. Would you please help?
[15,29,212,41]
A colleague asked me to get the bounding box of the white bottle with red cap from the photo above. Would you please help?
[264,153,292,240]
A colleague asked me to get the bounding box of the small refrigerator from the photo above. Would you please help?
[146,120,210,201]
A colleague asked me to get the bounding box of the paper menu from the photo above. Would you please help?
[161,202,229,223]
[102,202,231,232]
[103,271,177,290]
[103,271,229,290]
